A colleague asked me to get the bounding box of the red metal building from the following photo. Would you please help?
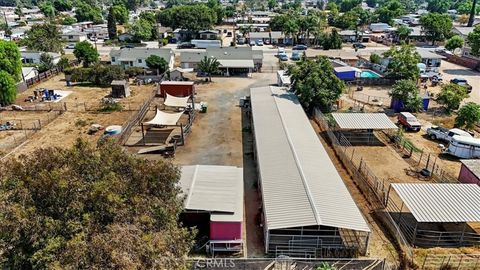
[459,160,480,185]
[159,81,195,97]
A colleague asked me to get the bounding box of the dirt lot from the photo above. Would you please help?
[1,74,155,158]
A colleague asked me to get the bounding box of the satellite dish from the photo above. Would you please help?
[454,47,463,56]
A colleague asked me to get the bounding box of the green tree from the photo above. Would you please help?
[56,56,71,70]
[39,2,55,17]
[131,18,153,41]
[288,56,345,112]
[467,25,480,57]
[75,1,103,24]
[396,25,413,42]
[0,40,22,81]
[0,139,195,269]
[0,71,16,106]
[455,102,480,130]
[21,23,62,53]
[445,35,465,51]
[197,56,220,82]
[427,0,451,13]
[74,41,99,67]
[370,53,381,64]
[268,0,277,10]
[366,0,377,7]
[39,53,54,72]
[420,13,453,46]
[338,0,361,12]
[158,4,217,36]
[437,83,469,112]
[383,44,421,80]
[61,15,77,25]
[53,0,72,11]
[375,0,404,24]
[112,4,129,24]
[146,55,168,75]
[390,79,422,112]
[457,0,480,15]
[107,6,117,40]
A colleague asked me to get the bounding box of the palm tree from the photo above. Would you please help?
[198,56,220,82]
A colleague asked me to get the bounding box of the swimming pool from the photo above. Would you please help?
[360,70,381,78]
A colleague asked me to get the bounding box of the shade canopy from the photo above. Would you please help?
[164,93,190,108]
[144,109,183,126]
[331,113,398,130]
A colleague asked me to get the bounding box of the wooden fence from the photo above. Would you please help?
[24,60,80,88]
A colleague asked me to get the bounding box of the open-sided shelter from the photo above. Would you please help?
[250,86,370,258]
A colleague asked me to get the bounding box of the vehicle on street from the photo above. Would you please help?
[277,47,286,56]
[353,43,366,49]
[450,77,473,93]
[264,39,270,45]
[256,40,264,46]
[397,112,421,132]
[445,135,480,159]
[291,50,301,60]
[237,37,246,44]
[279,53,288,61]
[249,40,255,46]
[177,42,194,49]
[426,126,472,142]
[292,44,307,50]
[120,45,134,49]
[65,43,75,49]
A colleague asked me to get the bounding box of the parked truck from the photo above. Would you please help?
[397,112,421,132]
[426,126,472,142]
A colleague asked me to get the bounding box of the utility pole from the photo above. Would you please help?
[467,0,478,27]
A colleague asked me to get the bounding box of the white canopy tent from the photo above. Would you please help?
[144,109,183,126]
[164,93,190,108]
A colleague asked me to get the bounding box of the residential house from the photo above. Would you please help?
[71,21,94,31]
[180,47,264,75]
[21,50,61,65]
[21,67,38,81]
[338,30,371,43]
[60,31,88,42]
[110,48,175,70]
[198,30,219,40]
[451,26,480,60]
[83,24,109,40]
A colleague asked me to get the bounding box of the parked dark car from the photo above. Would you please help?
[292,44,307,50]
[353,43,366,49]
[450,77,473,93]
[177,43,194,49]
[120,45,134,49]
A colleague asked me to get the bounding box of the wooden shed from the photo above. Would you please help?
[111,80,130,98]
[159,81,195,98]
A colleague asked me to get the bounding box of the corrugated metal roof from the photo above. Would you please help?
[392,183,480,223]
[250,86,370,232]
[219,59,254,68]
[331,113,398,130]
[461,160,480,178]
[180,165,243,222]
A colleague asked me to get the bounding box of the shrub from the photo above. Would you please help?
[125,67,145,77]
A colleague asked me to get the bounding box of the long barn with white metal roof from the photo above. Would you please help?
[249,86,370,258]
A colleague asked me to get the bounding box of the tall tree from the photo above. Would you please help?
[0,40,22,81]
[268,0,277,10]
[73,41,99,67]
[383,44,421,80]
[420,13,453,46]
[389,79,422,112]
[39,53,54,72]
[0,70,16,106]
[437,83,469,112]
[53,0,73,11]
[197,56,220,82]
[455,102,480,130]
[21,23,62,53]
[0,139,195,269]
[158,4,217,36]
[445,35,464,51]
[396,25,413,42]
[146,55,168,75]
[112,4,129,24]
[39,2,55,17]
[131,18,153,41]
[288,56,345,112]
[375,0,404,25]
[467,25,480,56]
[107,6,117,40]
[75,1,103,24]
[426,0,451,13]
[468,0,478,26]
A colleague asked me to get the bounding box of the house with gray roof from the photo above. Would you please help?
[109,48,175,70]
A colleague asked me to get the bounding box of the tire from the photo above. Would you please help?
[430,134,437,140]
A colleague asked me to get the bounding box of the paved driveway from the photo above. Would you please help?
[439,61,480,103]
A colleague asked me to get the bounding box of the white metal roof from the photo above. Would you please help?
[250,86,370,232]
[392,183,480,223]
[179,165,243,222]
[219,59,254,68]
[331,113,398,130]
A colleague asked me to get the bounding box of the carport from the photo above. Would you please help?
[331,113,398,145]
[218,59,254,76]
[386,183,480,247]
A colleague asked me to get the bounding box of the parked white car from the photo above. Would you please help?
[426,126,472,142]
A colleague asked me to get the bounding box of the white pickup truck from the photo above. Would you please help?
[426,126,472,142]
